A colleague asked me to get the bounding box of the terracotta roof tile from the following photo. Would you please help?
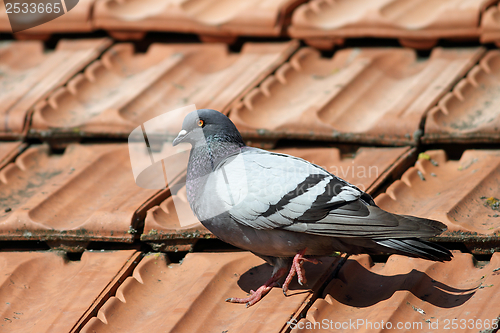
[93,0,305,40]
[0,141,25,170]
[481,2,500,46]
[0,38,111,139]
[1,9,500,330]
[0,0,95,36]
[0,1,10,32]
[141,146,414,247]
[230,47,484,146]
[0,144,162,243]
[290,253,500,332]
[423,50,500,144]
[0,250,139,333]
[30,41,298,139]
[375,150,500,248]
[289,0,498,49]
[81,252,338,333]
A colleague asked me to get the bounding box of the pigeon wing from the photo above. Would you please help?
[211,149,445,239]
[212,149,367,230]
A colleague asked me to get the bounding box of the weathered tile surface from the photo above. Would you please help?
[230,47,484,145]
[481,2,500,46]
[93,0,305,39]
[0,250,139,333]
[376,150,500,251]
[81,252,338,333]
[423,50,500,143]
[0,144,162,243]
[289,0,497,49]
[30,41,298,139]
[0,38,111,138]
[290,253,500,333]
[0,141,25,170]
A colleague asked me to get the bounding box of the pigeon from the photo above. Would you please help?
[173,109,452,307]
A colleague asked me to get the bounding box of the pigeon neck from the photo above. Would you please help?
[186,136,245,204]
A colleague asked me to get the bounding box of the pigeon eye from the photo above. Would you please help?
[197,119,205,127]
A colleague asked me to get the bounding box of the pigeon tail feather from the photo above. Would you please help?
[375,238,453,262]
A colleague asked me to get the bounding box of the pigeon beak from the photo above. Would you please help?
[173,129,187,146]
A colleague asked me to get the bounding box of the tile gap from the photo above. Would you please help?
[65,251,83,261]
[25,135,73,152]
[436,39,484,49]
[30,137,131,149]
[130,32,202,54]
[191,238,240,253]
[78,137,129,144]
[42,31,111,50]
[318,46,336,59]
[339,37,403,49]
[0,33,15,41]
[0,240,51,251]
[420,143,500,161]
[227,35,294,53]
[48,145,68,155]
[166,251,189,264]
[473,253,493,267]
[86,241,143,252]
[24,137,45,145]
[369,254,390,263]
[415,49,432,59]
[435,241,472,253]
[273,139,404,150]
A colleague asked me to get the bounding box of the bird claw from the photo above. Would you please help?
[225,272,285,307]
[226,252,320,306]
[226,296,260,307]
[225,285,271,307]
[281,248,319,293]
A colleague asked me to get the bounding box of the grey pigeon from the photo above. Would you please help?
[173,109,452,307]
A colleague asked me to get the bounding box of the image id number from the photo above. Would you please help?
[5,2,62,14]
[443,318,499,330]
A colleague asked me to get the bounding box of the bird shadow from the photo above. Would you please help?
[236,258,477,309]
[325,259,477,308]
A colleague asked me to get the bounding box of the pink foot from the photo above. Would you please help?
[226,267,287,307]
[282,248,320,295]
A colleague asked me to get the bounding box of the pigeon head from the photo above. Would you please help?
[174,109,246,204]
[173,109,245,148]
